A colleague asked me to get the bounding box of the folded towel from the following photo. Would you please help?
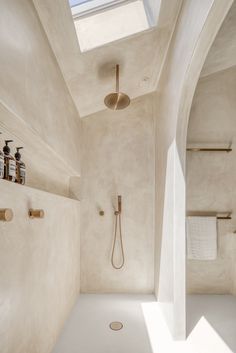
[186,216,217,260]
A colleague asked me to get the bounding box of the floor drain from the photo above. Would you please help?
[109,321,123,331]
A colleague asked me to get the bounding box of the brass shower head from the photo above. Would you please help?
[104,65,130,110]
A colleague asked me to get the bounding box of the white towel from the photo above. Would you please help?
[186,216,217,260]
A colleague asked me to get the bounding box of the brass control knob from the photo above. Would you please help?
[29,209,44,219]
[0,208,13,222]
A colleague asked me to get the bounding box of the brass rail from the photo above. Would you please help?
[187,147,232,152]
[187,212,232,220]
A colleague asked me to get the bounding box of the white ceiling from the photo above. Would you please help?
[32,0,181,117]
[201,1,236,77]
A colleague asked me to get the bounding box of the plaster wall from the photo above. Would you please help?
[80,95,155,293]
[187,66,236,294]
[201,1,236,78]
[0,180,80,353]
[0,0,81,196]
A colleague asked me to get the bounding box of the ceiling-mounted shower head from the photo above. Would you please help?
[104,65,130,110]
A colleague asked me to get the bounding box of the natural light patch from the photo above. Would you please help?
[73,0,150,52]
[141,302,233,353]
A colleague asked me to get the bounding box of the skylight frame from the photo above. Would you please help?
[71,0,130,18]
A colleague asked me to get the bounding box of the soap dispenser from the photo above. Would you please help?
[15,147,25,185]
[3,140,16,182]
[0,133,4,179]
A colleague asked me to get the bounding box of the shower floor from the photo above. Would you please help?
[52,294,235,353]
[51,294,154,353]
[187,294,236,353]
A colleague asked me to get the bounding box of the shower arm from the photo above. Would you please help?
[116,65,119,93]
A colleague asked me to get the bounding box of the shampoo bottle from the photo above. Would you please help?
[0,133,4,179]
[15,147,25,185]
[3,140,16,182]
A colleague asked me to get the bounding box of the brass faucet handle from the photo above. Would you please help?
[0,208,13,222]
[29,209,44,219]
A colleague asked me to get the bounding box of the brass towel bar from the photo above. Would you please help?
[187,144,232,152]
[217,215,232,220]
[187,148,232,152]
[187,212,232,220]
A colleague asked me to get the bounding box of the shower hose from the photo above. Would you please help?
[111,212,125,269]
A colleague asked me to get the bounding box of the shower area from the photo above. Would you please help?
[186,5,236,349]
[2,0,236,351]
[51,93,156,353]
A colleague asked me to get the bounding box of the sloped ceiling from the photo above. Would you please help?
[201,1,236,77]
[32,0,181,117]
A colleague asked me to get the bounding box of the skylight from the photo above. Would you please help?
[69,0,160,52]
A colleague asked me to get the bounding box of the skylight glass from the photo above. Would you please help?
[69,0,124,17]
[69,0,93,7]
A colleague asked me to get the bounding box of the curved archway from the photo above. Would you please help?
[185,3,236,350]
[154,0,233,339]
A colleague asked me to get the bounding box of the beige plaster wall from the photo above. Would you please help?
[80,95,155,293]
[0,180,80,353]
[0,0,81,196]
[187,66,236,294]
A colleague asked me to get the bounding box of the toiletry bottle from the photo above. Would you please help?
[15,147,25,185]
[0,133,4,179]
[3,140,16,182]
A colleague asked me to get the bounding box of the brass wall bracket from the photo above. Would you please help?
[29,209,44,219]
[0,208,13,222]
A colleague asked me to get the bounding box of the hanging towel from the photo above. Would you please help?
[186,216,217,260]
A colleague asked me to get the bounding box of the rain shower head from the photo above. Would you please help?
[104,65,130,110]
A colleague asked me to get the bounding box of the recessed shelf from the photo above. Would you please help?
[0,179,80,203]
[0,100,80,199]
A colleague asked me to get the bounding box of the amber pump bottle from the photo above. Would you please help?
[3,140,16,182]
[15,147,25,185]
[0,133,4,179]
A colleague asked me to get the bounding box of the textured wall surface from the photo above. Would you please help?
[201,1,236,78]
[187,66,236,294]
[0,180,80,353]
[0,0,81,196]
[80,95,155,293]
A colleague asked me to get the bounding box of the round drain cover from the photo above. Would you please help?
[109,321,123,331]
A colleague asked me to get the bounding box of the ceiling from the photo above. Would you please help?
[201,1,236,78]
[32,0,181,117]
